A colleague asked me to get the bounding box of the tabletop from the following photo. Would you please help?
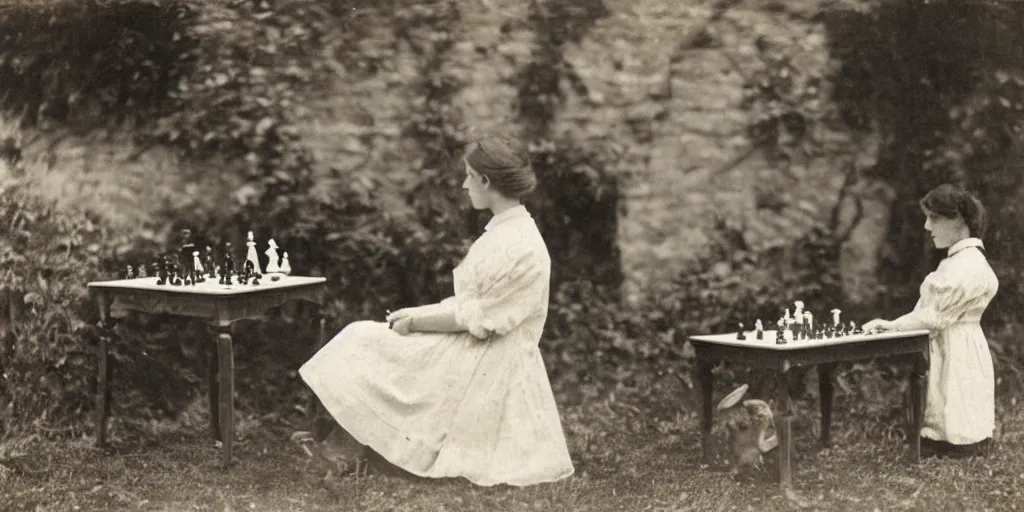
[689,329,932,351]
[87,275,327,296]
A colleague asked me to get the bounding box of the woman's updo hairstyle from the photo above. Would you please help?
[464,135,537,199]
[919,183,987,238]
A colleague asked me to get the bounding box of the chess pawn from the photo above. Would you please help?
[125,265,135,279]
[280,252,291,275]
[138,265,148,278]
[245,231,262,274]
[737,322,745,340]
[265,239,281,273]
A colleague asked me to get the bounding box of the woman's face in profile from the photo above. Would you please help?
[923,208,966,249]
[462,161,489,210]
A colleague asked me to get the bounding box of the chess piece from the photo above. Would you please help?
[737,322,745,340]
[220,243,235,286]
[192,251,205,283]
[125,265,135,279]
[238,261,251,285]
[138,265,147,278]
[179,229,196,285]
[204,246,217,280]
[156,259,168,285]
[165,256,182,286]
[802,312,813,340]
[280,252,291,275]
[849,321,858,335]
[265,239,281,273]
[755,319,764,340]
[244,231,262,274]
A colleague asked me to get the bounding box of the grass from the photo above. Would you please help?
[3,387,1023,512]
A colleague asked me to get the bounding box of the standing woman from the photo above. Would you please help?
[863,184,999,457]
[295,135,575,487]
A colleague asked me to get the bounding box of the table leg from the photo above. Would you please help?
[94,292,114,447]
[909,351,928,463]
[818,363,835,448]
[696,357,713,464]
[310,314,333,442]
[207,335,220,441]
[776,368,793,489]
[211,325,235,467]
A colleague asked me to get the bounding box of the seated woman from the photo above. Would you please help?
[862,184,999,458]
[294,135,575,487]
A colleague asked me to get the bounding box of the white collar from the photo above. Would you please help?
[484,205,530,231]
[947,237,984,257]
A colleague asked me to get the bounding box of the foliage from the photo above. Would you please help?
[0,0,197,128]
[824,0,1024,315]
[0,180,110,438]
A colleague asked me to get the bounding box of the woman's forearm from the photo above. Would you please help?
[890,311,931,332]
[411,308,466,333]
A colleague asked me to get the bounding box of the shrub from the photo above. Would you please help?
[0,180,110,438]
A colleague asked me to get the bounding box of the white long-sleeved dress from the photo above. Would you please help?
[906,237,999,445]
[299,205,575,486]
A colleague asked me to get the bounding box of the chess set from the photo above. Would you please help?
[122,229,293,287]
[735,300,863,344]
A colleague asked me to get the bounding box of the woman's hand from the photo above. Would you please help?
[862,318,894,333]
[389,315,415,335]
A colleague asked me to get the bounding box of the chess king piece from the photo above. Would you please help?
[179,229,196,286]
[244,230,262,274]
[803,312,813,340]
[716,384,779,480]
[265,239,281,273]
[280,252,291,275]
[755,319,764,340]
[192,251,206,283]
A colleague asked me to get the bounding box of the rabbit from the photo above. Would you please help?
[717,384,780,480]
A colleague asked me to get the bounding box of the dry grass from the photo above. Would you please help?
[3,393,1023,512]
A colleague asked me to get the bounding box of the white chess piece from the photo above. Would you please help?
[245,231,262,274]
[265,239,281,273]
[192,251,204,275]
[280,252,291,275]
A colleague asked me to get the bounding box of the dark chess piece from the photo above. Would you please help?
[156,260,168,285]
[221,243,235,285]
[179,229,196,285]
[168,256,183,286]
[736,322,745,340]
[204,246,217,280]
[238,262,250,285]
[125,265,135,279]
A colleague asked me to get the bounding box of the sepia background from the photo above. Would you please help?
[1,0,1023,510]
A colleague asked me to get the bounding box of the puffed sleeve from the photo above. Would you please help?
[910,270,982,331]
[452,246,548,340]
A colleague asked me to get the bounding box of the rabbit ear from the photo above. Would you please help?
[716,384,749,411]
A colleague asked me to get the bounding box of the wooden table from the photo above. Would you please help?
[87,275,328,467]
[689,329,931,489]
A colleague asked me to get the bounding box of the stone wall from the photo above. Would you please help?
[2,0,891,306]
